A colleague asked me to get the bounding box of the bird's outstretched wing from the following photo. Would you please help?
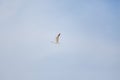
[56,33,61,44]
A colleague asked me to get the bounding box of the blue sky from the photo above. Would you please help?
[0,0,120,80]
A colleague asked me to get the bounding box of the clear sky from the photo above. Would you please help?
[0,0,120,80]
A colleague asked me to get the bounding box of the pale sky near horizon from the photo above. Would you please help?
[0,0,120,80]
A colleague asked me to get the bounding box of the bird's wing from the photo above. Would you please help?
[56,33,61,43]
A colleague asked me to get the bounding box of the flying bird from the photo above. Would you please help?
[51,33,61,44]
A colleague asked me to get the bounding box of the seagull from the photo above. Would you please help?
[51,33,61,44]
